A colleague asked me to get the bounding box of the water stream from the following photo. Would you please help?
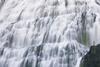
[0,0,100,67]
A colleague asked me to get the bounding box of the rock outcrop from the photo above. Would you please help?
[80,44,100,67]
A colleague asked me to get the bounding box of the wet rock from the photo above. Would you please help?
[0,48,4,56]
[80,44,100,67]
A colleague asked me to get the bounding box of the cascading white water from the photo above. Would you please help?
[0,0,100,67]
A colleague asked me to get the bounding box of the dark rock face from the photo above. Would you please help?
[80,44,100,67]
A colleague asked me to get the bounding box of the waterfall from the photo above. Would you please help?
[0,0,100,67]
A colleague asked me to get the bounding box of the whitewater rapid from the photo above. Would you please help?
[0,0,100,67]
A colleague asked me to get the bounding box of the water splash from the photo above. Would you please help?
[0,0,99,67]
